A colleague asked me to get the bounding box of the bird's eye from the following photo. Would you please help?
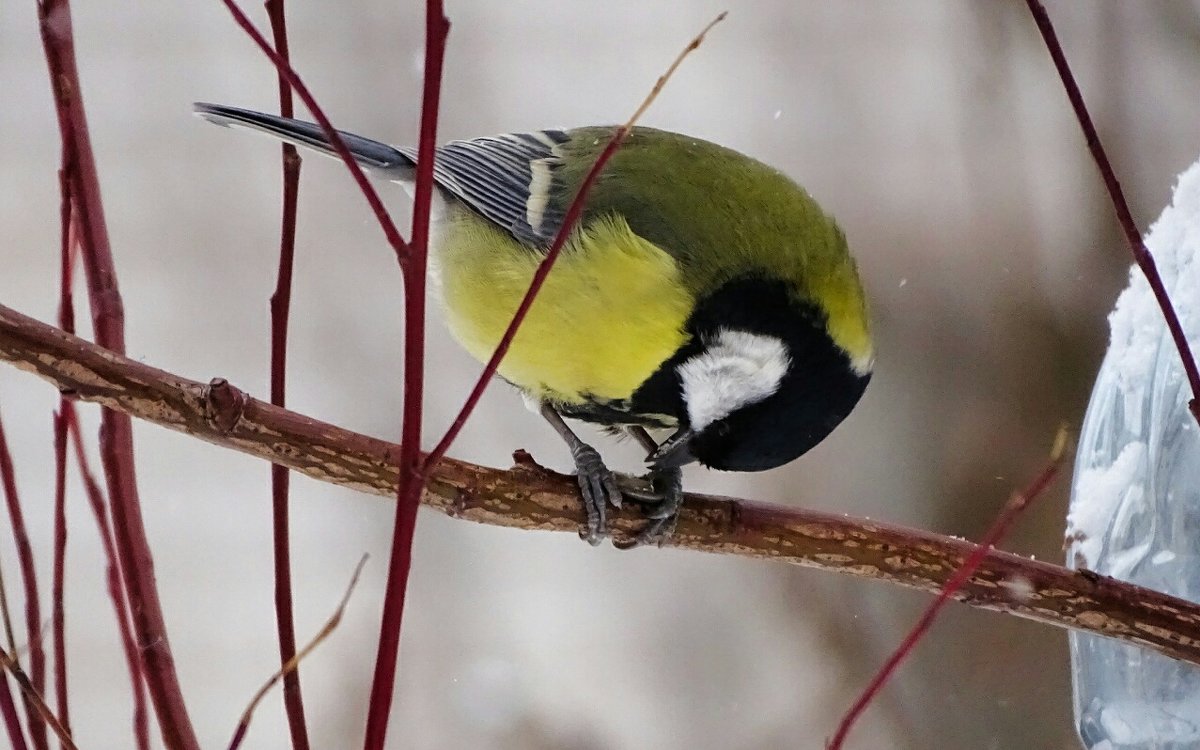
[713,421,732,438]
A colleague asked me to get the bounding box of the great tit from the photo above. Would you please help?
[195,103,874,546]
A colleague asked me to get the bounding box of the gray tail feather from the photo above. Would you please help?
[193,102,415,176]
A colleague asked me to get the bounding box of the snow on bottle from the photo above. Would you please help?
[1067,158,1200,750]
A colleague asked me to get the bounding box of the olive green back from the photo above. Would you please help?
[557,126,873,371]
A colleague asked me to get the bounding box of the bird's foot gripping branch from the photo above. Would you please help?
[5,302,1200,672]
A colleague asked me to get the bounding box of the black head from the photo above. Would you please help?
[634,277,871,472]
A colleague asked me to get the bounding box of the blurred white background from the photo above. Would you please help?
[3,1,1200,747]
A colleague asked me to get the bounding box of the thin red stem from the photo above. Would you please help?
[50,116,78,750]
[827,450,1065,749]
[56,174,77,340]
[0,670,28,750]
[0,422,29,750]
[65,408,149,750]
[0,653,75,750]
[229,556,368,750]
[263,0,309,745]
[37,1,197,744]
[1024,0,1200,424]
[52,78,144,750]
[361,3,448,747]
[218,0,411,262]
[0,411,48,750]
[50,411,70,747]
[215,0,438,743]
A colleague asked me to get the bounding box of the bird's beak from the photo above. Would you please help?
[648,428,698,468]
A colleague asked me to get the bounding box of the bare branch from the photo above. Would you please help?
[37,0,199,744]
[262,0,309,743]
[64,405,148,749]
[4,303,1200,668]
[0,648,76,750]
[228,556,367,750]
[828,430,1067,749]
[1024,0,1200,423]
[359,1,448,744]
[0,410,45,750]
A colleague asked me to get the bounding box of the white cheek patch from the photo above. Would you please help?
[677,329,791,432]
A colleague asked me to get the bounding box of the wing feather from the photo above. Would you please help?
[194,104,573,248]
[402,129,571,247]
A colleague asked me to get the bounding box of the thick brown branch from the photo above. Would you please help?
[4,302,1200,665]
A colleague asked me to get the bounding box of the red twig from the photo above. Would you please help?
[50,108,78,750]
[1023,0,1200,424]
[0,423,29,750]
[422,11,727,473]
[37,0,198,745]
[53,94,143,750]
[65,409,148,750]
[56,172,77,340]
[220,4,722,743]
[362,3,448,747]
[370,14,721,742]
[0,411,48,750]
[0,567,15,666]
[0,650,77,750]
[826,432,1068,749]
[217,0,411,262]
[50,410,70,746]
[0,669,27,750]
[229,556,368,750]
[263,0,309,745]
[214,0,438,744]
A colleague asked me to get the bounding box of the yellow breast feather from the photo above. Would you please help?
[432,209,693,405]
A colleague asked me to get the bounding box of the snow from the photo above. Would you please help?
[1067,442,1145,568]
[1000,575,1034,603]
[1106,540,1152,581]
[1066,156,1200,744]
[1107,159,1200,393]
[1066,157,1200,569]
[1152,550,1177,565]
[1093,699,1200,744]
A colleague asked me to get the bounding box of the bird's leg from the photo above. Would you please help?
[623,424,660,455]
[616,425,685,548]
[540,405,622,545]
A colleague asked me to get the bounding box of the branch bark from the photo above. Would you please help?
[4,301,1200,666]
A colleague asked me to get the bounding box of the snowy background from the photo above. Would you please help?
[3,1,1200,748]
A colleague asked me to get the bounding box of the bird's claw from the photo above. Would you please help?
[613,475,660,502]
[570,443,623,545]
[614,466,683,549]
[569,445,683,547]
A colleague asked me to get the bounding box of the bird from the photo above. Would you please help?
[194,102,874,547]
